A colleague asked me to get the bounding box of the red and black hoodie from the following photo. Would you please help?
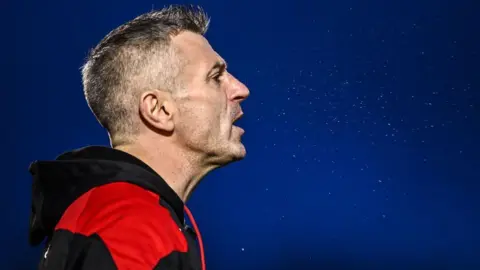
[28,146,206,270]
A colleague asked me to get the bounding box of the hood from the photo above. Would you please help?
[28,145,185,246]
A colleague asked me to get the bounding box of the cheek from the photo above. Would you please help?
[177,101,220,139]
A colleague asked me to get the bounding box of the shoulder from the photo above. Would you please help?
[56,182,187,268]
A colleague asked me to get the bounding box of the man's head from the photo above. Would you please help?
[82,5,250,168]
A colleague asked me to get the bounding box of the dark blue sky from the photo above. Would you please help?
[6,0,480,269]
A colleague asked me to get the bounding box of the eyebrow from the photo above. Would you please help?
[207,61,227,78]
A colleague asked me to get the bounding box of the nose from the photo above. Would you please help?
[227,73,250,103]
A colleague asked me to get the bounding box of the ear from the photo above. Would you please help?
[139,90,175,133]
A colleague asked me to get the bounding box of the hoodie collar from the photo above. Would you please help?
[28,145,185,245]
[56,145,185,221]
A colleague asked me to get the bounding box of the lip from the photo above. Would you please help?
[233,125,245,135]
[233,111,244,123]
[232,110,245,135]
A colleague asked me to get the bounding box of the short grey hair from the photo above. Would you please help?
[81,5,210,144]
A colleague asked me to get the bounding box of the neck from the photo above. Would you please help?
[114,138,212,202]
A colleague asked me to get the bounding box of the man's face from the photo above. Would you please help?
[171,31,250,165]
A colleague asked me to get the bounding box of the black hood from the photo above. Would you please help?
[28,145,185,246]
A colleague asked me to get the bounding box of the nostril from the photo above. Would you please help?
[233,95,247,102]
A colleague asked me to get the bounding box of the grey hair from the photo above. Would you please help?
[81,5,210,144]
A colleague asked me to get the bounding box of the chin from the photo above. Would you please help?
[208,128,246,165]
[231,143,246,160]
[216,143,246,165]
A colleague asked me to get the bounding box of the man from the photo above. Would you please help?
[28,5,250,270]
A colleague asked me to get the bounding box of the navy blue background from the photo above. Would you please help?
[6,0,479,269]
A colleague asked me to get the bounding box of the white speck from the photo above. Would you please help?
[241,248,245,251]
[382,214,386,218]
[265,188,269,191]
[44,246,50,259]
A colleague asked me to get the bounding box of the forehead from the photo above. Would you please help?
[171,31,225,70]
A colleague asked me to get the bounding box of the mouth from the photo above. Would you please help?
[232,111,245,135]
[232,111,244,124]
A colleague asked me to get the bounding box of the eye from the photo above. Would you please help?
[212,73,222,84]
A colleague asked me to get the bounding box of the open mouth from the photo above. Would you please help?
[232,112,244,124]
[232,111,245,134]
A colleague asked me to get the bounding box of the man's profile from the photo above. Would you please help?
[28,5,249,270]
